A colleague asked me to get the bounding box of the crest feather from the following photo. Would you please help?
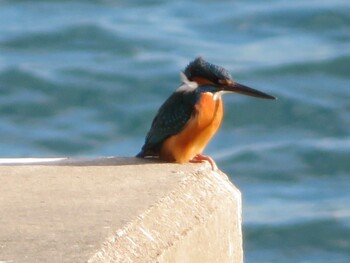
[184,57,233,83]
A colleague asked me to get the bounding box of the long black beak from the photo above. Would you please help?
[223,82,276,100]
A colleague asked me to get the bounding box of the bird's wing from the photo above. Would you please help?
[141,91,196,154]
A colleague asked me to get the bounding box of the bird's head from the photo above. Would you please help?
[180,57,276,100]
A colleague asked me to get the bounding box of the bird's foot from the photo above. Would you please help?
[190,154,217,170]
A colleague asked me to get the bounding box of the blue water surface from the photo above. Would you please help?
[1,0,350,262]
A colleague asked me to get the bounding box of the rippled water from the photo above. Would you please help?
[1,0,350,262]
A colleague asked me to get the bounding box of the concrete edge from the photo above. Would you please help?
[88,167,243,262]
[0,157,155,166]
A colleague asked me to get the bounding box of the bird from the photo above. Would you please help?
[137,57,276,168]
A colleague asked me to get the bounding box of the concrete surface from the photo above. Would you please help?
[0,157,242,263]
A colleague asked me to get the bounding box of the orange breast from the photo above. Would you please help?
[160,92,223,163]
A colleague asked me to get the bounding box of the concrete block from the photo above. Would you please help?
[0,157,242,262]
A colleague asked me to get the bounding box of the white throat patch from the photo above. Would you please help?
[176,72,198,92]
[213,90,230,101]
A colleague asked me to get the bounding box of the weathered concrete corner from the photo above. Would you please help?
[0,157,242,263]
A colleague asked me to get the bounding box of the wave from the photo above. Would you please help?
[1,23,136,55]
[245,218,350,253]
[251,56,350,78]
[214,136,350,161]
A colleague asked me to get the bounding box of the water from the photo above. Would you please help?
[1,0,350,262]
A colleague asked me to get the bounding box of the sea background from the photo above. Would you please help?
[1,0,349,262]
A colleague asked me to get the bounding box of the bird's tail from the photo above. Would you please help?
[136,149,159,159]
[136,150,145,158]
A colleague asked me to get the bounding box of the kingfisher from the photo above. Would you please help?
[137,57,276,168]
